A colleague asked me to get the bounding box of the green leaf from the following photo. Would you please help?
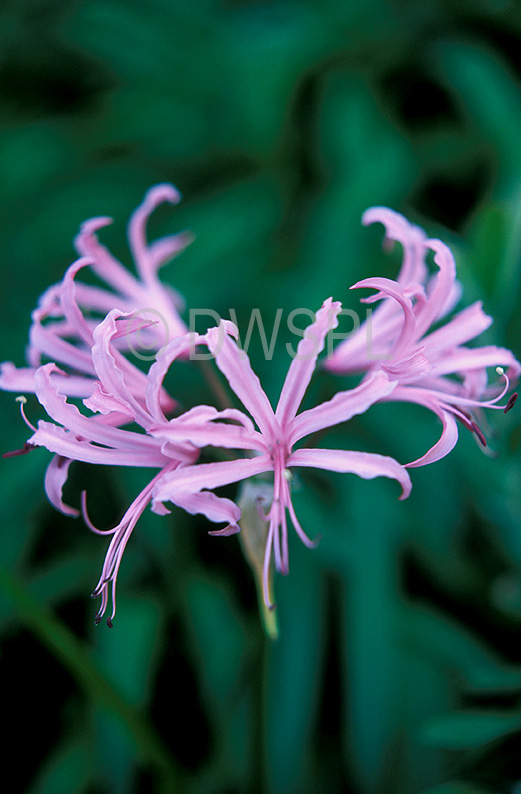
[420,711,521,749]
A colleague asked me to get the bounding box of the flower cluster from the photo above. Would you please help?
[2,187,518,626]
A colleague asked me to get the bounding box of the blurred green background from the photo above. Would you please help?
[2,0,521,792]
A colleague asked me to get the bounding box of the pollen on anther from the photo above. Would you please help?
[496,366,505,377]
[15,394,37,432]
[283,469,292,481]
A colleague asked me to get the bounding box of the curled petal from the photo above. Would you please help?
[127,183,182,282]
[75,216,143,299]
[362,206,428,284]
[145,331,202,421]
[405,407,459,468]
[44,455,79,517]
[414,237,457,338]
[288,447,412,500]
[351,278,416,360]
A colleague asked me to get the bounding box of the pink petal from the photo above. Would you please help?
[156,488,242,534]
[44,454,79,517]
[29,321,96,375]
[91,310,152,428]
[163,422,264,452]
[145,332,202,421]
[29,421,169,467]
[153,454,273,502]
[351,278,416,360]
[60,258,98,347]
[405,407,459,468]
[275,298,342,426]
[382,348,432,382]
[148,230,195,274]
[414,238,457,338]
[288,446,412,499]
[74,216,143,299]
[289,371,396,444]
[0,363,49,395]
[33,364,167,455]
[127,183,182,283]
[206,324,276,440]
[422,301,493,355]
[431,346,521,378]
[83,381,135,418]
[362,206,428,285]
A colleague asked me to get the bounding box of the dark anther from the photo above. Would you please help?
[94,615,102,626]
[106,618,113,628]
[504,392,518,413]
[2,442,36,458]
[470,421,487,447]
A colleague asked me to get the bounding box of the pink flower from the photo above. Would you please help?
[25,310,202,626]
[0,184,191,402]
[150,299,412,607]
[325,208,519,466]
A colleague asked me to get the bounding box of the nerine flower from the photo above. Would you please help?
[24,310,203,625]
[0,184,191,402]
[325,208,519,466]
[150,299,412,606]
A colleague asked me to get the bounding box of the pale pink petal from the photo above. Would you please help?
[29,421,169,467]
[351,278,416,359]
[148,230,194,274]
[145,332,202,421]
[33,365,167,454]
[362,206,428,284]
[91,310,152,427]
[44,455,79,517]
[83,382,135,418]
[324,308,403,374]
[127,183,182,282]
[275,298,342,426]
[422,301,492,355]
[152,456,275,535]
[405,408,459,468]
[414,238,457,338]
[153,454,273,504]
[60,258,98,346]
[74,216,143,299]
[153,406,266,452]
[289,371,396,444]
[207,325,276,439]
[431,346,521,378]
[157,488,242,535]
[67,281,136,315]
[29,322,96,375]
[382,348,432,382]
[288,446,412,499]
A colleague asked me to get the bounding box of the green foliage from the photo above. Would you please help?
[2,0,521,792]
